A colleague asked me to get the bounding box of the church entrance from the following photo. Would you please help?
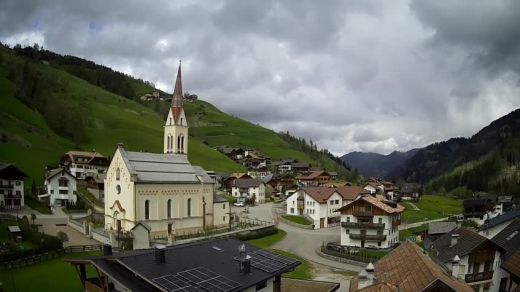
[117,220,122,233]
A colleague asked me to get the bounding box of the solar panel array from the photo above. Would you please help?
[152,267,241,292]
[247,250,299,273]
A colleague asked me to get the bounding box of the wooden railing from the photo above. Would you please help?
[465,270,493,283]
[349,233,387,241]
[341,222,385,229]
[352,210,374,217]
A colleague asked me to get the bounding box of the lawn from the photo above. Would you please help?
[0,252,101,292]
[246,229,312,280]
[282,215,312,226]
[402,195,463,223]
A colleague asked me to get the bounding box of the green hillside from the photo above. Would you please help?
[0,45,243,182]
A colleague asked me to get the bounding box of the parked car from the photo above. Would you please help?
[233,201,245,207]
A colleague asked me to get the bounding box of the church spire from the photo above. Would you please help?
[172,62,183,108]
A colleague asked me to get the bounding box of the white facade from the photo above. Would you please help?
[446,251,503,292]
[69,163,107,180]
[340,213,400,248]
[231,183,266,204]
[285,190,352,229]
[164,109,189,155]
[45,169,77,206]
[0,178,24,209]
[213,201,230,227]
[363,185,377,194]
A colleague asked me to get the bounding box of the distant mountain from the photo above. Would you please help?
[391,108,520,196]
[341,149,418,178]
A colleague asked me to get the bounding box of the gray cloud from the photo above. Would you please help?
[1,0,519,156]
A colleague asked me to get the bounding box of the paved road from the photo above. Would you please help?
[401,217,449,229]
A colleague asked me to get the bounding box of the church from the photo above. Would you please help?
[104,64,228,238]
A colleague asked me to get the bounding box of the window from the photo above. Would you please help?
[223,216,226,222]
[378,242,381,247]
[346,217,350,222]
[290,208,294,213]
[378,218,383,224]
[15,181,21,185]
[484,261,492,272]
[59,190,68,194]
[50,190,54,194]
[366,205,372,212]
[335,200,339,204]
[187,198,191,217]
[116,185,121,194]
[167,199,172,218]
[59,179,68,187]
[223,203,226,209]
[116,168,120,180]
[345,229,350,234]
[145,200,150,219]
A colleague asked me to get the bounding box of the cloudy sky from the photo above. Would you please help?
[2,0,520,156]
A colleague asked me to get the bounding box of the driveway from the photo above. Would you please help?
[243,202,362,291]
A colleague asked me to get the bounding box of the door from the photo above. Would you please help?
[320,218,325,228]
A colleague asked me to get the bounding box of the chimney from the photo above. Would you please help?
[103,244,112,256]
[155,244,166,264]
[450,233,459,247]
[451,255,461,278]
[239,256,251,274]
[366,262,375,286]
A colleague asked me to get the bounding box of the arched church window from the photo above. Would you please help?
[145,200,150,219]
[167,199,172,218]
[187,198,191,217]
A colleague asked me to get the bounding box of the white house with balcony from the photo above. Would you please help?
[0,163,28,210]
[231,178,265,204]
[337,195,403,248]
[286,186,369,229]
[431,227,507,292]
[61,150,109,180]
[44,167,77,206]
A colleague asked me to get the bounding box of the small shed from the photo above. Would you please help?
[7,225,22,241]
[131,221,151,250]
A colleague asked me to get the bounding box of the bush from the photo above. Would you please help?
[57,231,68,243]
[237,226,277,241]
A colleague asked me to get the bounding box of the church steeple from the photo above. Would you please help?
[164,62,189,155]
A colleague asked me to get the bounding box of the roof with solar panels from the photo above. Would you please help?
[82,238,301,292]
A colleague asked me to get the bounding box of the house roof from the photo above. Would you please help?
[292,162,310,168]
[335,186,370,201]
[233,178,263,188]
[463,197,495,208]
[302,187,337,203]
[480,210,520,231]
[214,195,228,203]
[131,221,152,232]
[432,227,504,263]
[298,170,329,180]
[502,249,520,279]
[338,195,404,214]
[7,226,21,233]
[64,150,108,164]
[491,218,520,258]
[428,221,457,235]
[46,167,76,181]
[359,242,472,292]
[83,238,300,292]
[0,163,28,180]
[118,146,213,184]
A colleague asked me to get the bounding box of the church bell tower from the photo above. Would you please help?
[164,63,189,154]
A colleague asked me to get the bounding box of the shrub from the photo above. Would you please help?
[237,226,277,241]
[57,231,69,243]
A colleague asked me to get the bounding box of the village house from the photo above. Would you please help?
[286,186,369,229]
[463,197,497,225]
[61,150,109,180]
[217,146,244,161]
[104,64,221,238]
[362,181,383,194]
[297,170,331,186]
[338,195,403,248]
[428,221,458,241]
[488,218,520,292]
[400,182,422,201]
[67,238,302,292]
[431,227,506,292]
[231,178,266,204]
[479,210,520,239]
[0,163,27,210]
[352,242,472,291]
[44,167,77,207]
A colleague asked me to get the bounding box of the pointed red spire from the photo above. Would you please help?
[170,62,184,124]
[172,62,183,108]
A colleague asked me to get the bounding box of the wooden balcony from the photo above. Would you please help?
[465,270,493,283]
[391,220,401,228]
[349,233,386,241]
[341,222,385,229]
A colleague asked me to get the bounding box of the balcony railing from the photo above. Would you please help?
[352,210,374,217]
[465,270,493,283]
[0,184,14,189]
[341,222,385,229]
[349,233,386,241]
[391,220,401,228]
